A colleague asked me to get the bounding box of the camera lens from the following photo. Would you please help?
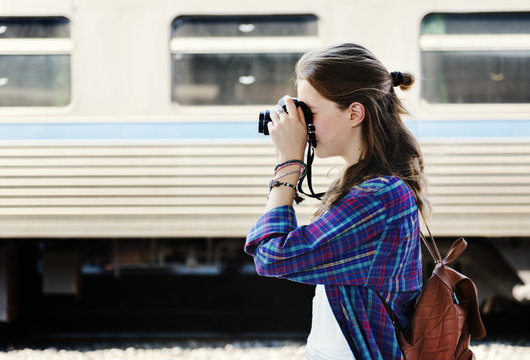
[258,110,271,135]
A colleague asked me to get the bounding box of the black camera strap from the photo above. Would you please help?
[297,144,325,201]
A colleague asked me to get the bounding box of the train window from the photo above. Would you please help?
[422,13,530,35]
[170,15,319,106]
[420,13,530,104]
[174,53,302,106]
[0,17,70,38]
[0,17,71,107]
[172,15,318,37]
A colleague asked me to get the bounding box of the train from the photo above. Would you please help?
[0,0,529,323]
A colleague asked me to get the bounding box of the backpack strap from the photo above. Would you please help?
[442,237,467,265]
[377,210,443,326]
[419,211,443,264]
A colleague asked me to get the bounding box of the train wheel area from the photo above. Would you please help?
[0,237,529,345]
[0,238,314,344]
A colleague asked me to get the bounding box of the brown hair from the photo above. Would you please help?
[295,43,429,217]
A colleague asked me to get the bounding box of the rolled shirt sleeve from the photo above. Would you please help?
[245,187,386,285]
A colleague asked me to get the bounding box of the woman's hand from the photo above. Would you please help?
[267,96,308,163]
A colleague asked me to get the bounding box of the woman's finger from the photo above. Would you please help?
[267,119,274,133]
[283,96,303,125]
[275,106,286,117]
[267,107,280,133]
[296,106,306,126]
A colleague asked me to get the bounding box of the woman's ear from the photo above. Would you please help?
[349,102,365,127]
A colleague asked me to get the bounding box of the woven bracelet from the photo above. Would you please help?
[274,159,306,172]
[274,160,307,180]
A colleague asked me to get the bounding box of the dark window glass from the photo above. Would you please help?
[422,51,530,103]
[421,13,530,104]
[0,17,70,38]
[173,53,301,105]
[422,13,530,35]
[172,15,318,37]
[0,55,71,106]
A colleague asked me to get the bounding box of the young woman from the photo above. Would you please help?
[245,43,429,360]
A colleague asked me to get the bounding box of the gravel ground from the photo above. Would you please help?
[1,339,529,360]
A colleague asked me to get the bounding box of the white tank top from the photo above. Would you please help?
[306,285,356,360]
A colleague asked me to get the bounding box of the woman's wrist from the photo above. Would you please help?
[267,161,305,207]
[277,154,304,164]
[267,174,304,206]
[275,160,307,183]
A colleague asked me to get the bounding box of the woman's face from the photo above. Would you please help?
[297,80,358,161]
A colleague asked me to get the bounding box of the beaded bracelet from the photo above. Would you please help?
[267,179,304,204]
[268,179,296,192]
[273,169,300,181]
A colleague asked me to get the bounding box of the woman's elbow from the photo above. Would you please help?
[253,255,281,277]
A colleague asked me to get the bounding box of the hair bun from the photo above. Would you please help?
[390,71,414,91]
[391,71,403,87]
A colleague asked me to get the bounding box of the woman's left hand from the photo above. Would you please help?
[267,96,308,163]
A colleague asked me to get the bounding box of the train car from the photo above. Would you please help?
[0,0,529,322]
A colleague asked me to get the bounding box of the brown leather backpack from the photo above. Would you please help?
[379,234,487,360]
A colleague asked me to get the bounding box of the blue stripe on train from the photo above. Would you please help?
[0,120,528,140]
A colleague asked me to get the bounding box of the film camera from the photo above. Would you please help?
[258,97,316,148]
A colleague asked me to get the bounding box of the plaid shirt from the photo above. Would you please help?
[245,176,422,360]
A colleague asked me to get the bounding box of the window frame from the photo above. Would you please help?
[0,16,73,110]
[169,14,321,113]
[419,12,530,115]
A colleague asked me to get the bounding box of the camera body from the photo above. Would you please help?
[258,97,316,148]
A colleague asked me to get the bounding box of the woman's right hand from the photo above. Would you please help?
[267,96,308,163]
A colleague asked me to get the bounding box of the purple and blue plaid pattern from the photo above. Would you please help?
[245,176,422,360]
